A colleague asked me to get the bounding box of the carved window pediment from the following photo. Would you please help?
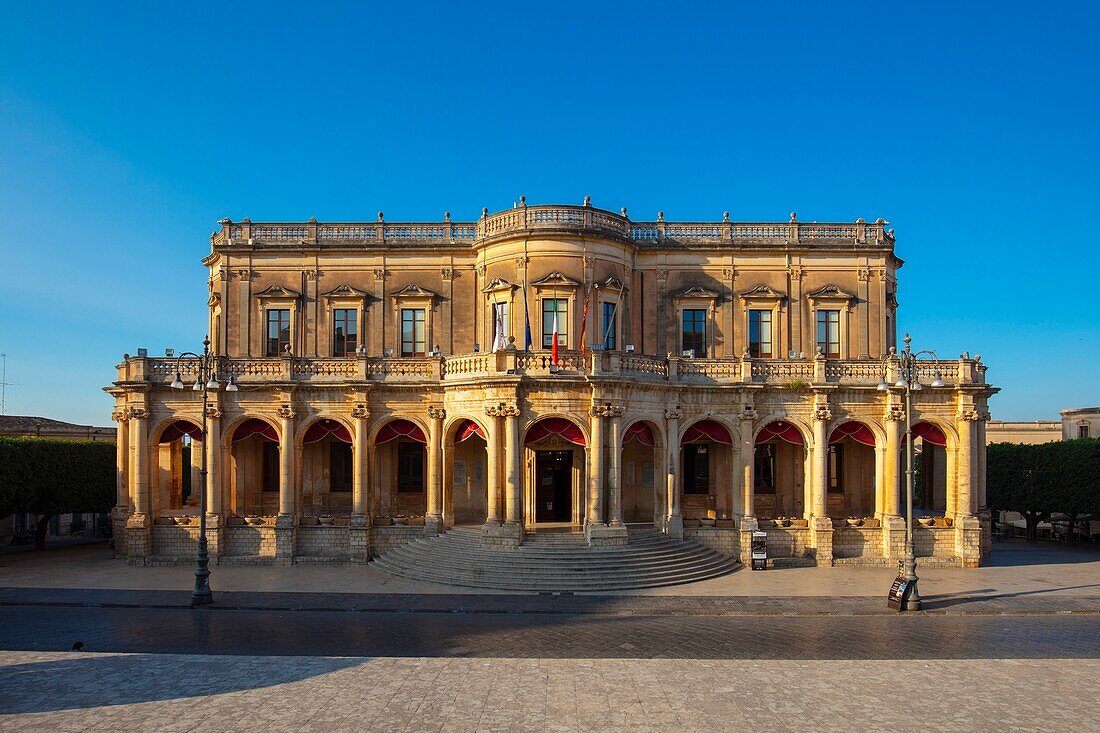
[806,284,856,303]
[595,276,628,293]
[322,284,370,300]
[739,284,786,303]
[672,286,720,301]
[481,277,518,295]
[255,285,301,300]
[531,272,581,289]
[390,284,439,300]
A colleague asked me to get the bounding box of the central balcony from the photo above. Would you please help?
[120,352,986,389]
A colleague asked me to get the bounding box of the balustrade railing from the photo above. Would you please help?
[214,206,891,248]
[125,353,981,388]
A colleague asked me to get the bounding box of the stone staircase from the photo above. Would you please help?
[371,525,739,591]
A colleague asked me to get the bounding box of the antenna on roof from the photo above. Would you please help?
[0,353,9,416]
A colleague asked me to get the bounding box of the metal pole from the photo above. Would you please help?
[192,340,213,607]
[902,340,921,611]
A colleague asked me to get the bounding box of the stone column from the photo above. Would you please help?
[205,407,222,515]
[955,408,977,517]
[810,397,833,566]
[811,399,830,519]
[275,403,296,563]
[882,402,905,560]
[665,407,683,539]
[483,405,501,525]
[503,403,521,526]
[608,408,624,526]
[111,409,130,559]
[350,403,370,561]
[739,409,757,519]
[588,407,605,526]
[426,406,445,535]
[125,407,150,565]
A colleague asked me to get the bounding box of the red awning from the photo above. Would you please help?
[525,418,586,446]
[829,421,876,447]
[903,422,947,447]
[302,419,352,444]
[375,419,427,444]
[159,420,202,443]
[756,421,804,446]
[682,420,732,445]
[231,418,279,443]
[454,419,486,443]
[623,422,655,447]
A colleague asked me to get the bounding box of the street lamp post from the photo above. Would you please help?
[878,333,943,612]
[170,336,237,607]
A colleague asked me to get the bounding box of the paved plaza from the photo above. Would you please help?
[2,540,1099,731]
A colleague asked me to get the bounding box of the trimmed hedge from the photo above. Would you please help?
[0,436,116,518]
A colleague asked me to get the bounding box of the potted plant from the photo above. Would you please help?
[862,518,880,528]
[300,515,319,526]
[917,516,934,527]
[774,517,790,528]
[846,517,862,527]
[319,514,335,525]
[789,518,808,528]
[246,515,265,526]
[393,515,409,525]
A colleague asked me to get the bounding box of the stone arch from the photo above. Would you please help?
[524,415,588,525]
[151,416,203,445]
[149,417,204,516]
[751,417,811,520]
[370,415,429,520]
[825,420,879,519]
[225,416,282,517]
[296,416,355,518]
[620,417,664,524]
[904,418,955,515]
[443,415,490,526]
[676,418,737,520]
[296,415,354,447]
[223,415,282,448]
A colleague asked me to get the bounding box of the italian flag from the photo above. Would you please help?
[551,307,560,365]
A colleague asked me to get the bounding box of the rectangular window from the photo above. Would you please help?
[261,442,280,492]
[1080,425,1090,439]
[541,298,567,348]
[754,444,776,494]
[601,301,617,350]
[683,444,709,494]
[682,309,706,358]
[748,309,773,358]
[816,309,840,358]
[329,442,353,492]
[400,308,426,356]
[266,309,291,357]
[397,442,424,492]
[828,445,843,493]
[492,302,508,347]
[332,308,358,357]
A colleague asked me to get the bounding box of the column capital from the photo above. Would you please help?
[351,403,369,420]
[276,404,296,420]
[883,404,905,422]
[205,405,222,420]
[591,404,624,418]
[486,402,519,417]
[664,407,682,421]
[112,409,130,423]
[738,406,758,421]
[427,405,447,420]
[128,407,149,420]
[957,409,982,422]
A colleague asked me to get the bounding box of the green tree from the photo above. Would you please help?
[987,438,1100,541]
[0,437,115,550]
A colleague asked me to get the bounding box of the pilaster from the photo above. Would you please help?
[665,406,682,540]
[426,405,445,535]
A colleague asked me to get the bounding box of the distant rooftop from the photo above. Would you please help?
[0,415,116,440]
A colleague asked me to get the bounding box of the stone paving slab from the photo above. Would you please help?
[2,585,1098,616]
[3,606,1099,659]
[1,652,1098,732]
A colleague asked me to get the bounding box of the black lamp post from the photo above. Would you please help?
[170,336,237,607]
[878,333,943,612]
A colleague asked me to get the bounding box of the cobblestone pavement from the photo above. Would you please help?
[1,652,1097,732]
[2,606,1099,659]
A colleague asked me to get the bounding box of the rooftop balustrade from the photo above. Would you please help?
[120,352,985,389]
[211,204,893,249]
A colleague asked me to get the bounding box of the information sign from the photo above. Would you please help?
[887,574,912,611]
[751,530,767,571]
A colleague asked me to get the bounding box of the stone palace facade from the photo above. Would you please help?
[107,201,996,568]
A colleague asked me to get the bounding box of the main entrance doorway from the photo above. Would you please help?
[535,450,573,522]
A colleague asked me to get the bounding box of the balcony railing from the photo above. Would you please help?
[212,205,892,249]
[122,352,985,388]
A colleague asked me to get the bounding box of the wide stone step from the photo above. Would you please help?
[371,528,738,591]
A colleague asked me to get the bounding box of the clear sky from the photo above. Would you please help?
[1,1,1097,425]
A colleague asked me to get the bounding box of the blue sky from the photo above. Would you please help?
[0,1,1097,424]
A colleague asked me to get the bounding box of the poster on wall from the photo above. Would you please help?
[453,459,467,487]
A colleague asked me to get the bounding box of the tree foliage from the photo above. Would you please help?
[987,438,1100,540]
[0,437,116,548]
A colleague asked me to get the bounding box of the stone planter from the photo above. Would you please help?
[846,518,862,527]
[683,519,701,528]
[300,516,320,526]
[246,516,266,526]
[318,515,335,526]
[393,515,409,526]
[918,517,934,527]
[933,517,953,527]
[715,519,737,528]
[227,516,246,526]
[861,518,880,528]
[175,516,194,526]
[789,519,808,528]
[374,516,393,526]
[700,518,716,527]
[773,517,790,528]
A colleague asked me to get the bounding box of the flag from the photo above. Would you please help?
[492,302,506,351]
[551,306,560,365]
[523,271,532,351]
[579,287,590,356]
